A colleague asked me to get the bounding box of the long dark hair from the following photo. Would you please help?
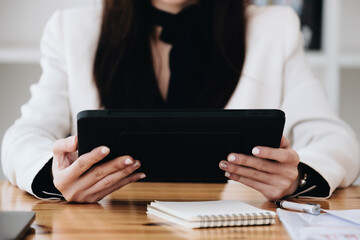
[94,0,247,109]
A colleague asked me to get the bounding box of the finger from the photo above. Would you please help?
[52,136,78,155]
[220,161,275,184]
[71,163,144,203]
[251,146,295,163]
[63,160,142,202]
[224,172,283,200]
[65,146,110,181]
[77,156,138,189]
[84,172,146,203]
[65,151,79,164]
[87,160,142,191]
[280,135,290,149]
[226,153,281,174]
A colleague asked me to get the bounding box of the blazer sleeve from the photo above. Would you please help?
[280,9,360,198]
[1,11,71,198]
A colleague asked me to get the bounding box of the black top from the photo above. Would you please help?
[150,4,212,108]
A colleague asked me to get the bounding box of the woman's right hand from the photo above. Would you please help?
[52,136,146,203]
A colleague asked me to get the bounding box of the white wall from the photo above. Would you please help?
[0,64,41,180]
[0,0,100,46]
[340,0,360,53]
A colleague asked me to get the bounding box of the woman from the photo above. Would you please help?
[2,0,359,203]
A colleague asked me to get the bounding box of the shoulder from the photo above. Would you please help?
[40,7,102,62]
[41,7,102,47]
[246,4,300,32]
[60,7,102,27]
[245,5,301,58]
[45,7,102,36]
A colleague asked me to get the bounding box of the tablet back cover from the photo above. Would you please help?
[77,110,285,183]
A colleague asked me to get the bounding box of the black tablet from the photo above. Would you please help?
[77,109,285,183]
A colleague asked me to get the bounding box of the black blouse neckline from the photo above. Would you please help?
[150,3,212,109]
[150,4,201,45]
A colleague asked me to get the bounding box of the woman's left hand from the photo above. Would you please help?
[219,136,300,201]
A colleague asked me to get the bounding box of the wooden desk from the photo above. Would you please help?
[1,181,359,240]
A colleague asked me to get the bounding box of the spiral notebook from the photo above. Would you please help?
[147,200,276,228]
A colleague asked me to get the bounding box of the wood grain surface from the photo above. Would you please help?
[1,181,359,240]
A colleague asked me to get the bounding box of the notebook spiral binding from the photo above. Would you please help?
[198,212,275,228]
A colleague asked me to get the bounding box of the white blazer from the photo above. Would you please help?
[2,5,359,198]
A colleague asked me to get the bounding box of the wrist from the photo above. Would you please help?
[288,169,301,196]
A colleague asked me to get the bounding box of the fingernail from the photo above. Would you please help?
[228,155,236,162]
[101,147,110,155]
[133,161,140,168]
[125,158,133,165]
[252,147,260,155]
[73,136,77,143]
[225,172,231,177]
[140,173,146,179]
[220,162,227,169]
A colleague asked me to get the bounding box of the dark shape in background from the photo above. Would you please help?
[252,0,323,50]
[300,0,323,50]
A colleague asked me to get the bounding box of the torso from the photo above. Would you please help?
[64,5,297,133]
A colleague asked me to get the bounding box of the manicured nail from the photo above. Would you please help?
[220,162,227,169]
[252,147,260,155]
[73,136,77,143]
[228,155,236,162]
[133,161,140,168]
[125,158,133,165]
[140,173,146,179]
[225,172,231,177]
[101,147,110,155]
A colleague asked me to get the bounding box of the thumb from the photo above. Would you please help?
[280,135,290,149]
[52,136,78,155]
[52,136,78,170]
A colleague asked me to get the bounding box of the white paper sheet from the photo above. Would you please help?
[323,209,360,225]
[277,208,360,240]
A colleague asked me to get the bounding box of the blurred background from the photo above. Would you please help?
[0,0,359,184]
